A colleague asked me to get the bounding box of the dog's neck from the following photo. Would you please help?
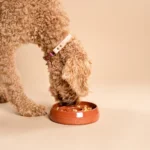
[43,31,71,62]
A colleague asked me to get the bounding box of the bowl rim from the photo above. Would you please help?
[51,101,98,114]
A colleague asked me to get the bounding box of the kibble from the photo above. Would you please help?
[56,105,92,112]
[77,105,81,108]
[73,109,78,112]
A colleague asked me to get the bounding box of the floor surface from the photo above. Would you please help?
[0,85,150,150]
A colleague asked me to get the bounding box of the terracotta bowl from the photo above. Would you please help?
[49,101,99,125]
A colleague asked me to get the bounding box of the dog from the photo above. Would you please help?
[0,0,91,117]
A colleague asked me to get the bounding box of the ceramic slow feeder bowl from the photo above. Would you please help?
[49,101,99,125]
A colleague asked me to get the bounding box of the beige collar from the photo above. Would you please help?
[43,34,72,61]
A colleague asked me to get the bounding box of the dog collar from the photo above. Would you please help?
[43,34,72,61]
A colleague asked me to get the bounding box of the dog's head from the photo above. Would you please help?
[45,36,92,100]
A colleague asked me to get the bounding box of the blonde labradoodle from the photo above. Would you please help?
[0,0,91,117]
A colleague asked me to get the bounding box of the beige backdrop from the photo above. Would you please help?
[1,1,150,150]
[16,0,150,94]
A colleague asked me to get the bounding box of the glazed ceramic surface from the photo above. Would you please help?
[49,101,99,125]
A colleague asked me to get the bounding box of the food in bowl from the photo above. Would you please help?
[55,104,93,112]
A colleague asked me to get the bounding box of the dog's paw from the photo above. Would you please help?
[18,104,47,117]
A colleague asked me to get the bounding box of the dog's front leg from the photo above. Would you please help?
[0,54,47,117]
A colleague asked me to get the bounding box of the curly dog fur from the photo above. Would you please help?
[0,0,91,117]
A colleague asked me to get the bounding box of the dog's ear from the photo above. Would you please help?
[62,56,91,97]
